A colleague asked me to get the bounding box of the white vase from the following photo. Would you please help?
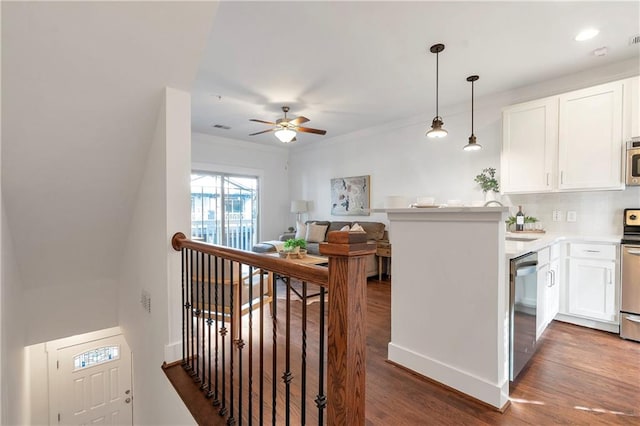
[484,191,499,203]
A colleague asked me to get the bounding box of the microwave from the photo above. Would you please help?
[627,137,640,186]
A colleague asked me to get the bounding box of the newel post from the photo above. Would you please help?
[320,231,376,425]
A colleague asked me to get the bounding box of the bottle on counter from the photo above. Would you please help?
[516,205,525,231]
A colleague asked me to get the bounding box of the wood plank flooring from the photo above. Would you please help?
[165,279,640,425]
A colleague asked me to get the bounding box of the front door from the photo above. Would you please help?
[55,334,132,425]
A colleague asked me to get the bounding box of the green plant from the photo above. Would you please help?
[474,167,500,193]
[284,238,307,251]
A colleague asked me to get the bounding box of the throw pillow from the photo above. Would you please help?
[340,225,351,231]
[306,222,328,243]
[351,223,365,233]
[294,221,307,240]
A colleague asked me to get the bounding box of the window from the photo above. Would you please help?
[73,345,120,371]
[191,172,259,250]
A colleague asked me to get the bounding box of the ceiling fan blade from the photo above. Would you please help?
[296,126,327,135]
[249,129,275,136]
[249,119,276,125]
[289,116,310,126]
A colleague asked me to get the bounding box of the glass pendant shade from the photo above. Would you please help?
[463,134,482,151]
[275,128,296,143]
[426,117,448,138]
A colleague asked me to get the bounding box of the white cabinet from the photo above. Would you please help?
[558,81,623,190]
[501,79,630,194]
[502,98,557,193]
[566,242,618,324]
[535,245,560,340]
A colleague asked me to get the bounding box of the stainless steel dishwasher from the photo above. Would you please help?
[510,251,538,382]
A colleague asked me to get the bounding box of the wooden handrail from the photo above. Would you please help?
[172,232,328,286]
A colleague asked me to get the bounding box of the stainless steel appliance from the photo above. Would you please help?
[625,137,640,186]
[509,251,538,381]
[620,208,640,342]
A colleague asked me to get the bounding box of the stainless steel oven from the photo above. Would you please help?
[625,137,640,186]
[621,208,640,342]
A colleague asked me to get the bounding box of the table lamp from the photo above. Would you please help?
[290,200,308,222]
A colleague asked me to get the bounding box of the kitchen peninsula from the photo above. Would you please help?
[381,207,511,410]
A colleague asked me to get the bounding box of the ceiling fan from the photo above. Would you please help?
[249,106,327,143]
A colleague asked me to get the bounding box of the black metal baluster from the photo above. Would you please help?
[206,253,214,397]
[219,256,228,417]
[248,266,254,425]
[236,263,245,426]
[301,281,307,425]
[271,274,278,425]
[198,251,205,386]
[194,250,202,383]
[283,276,292,426]
[184,249,192,373]
[315,286,327,425]
[259,269,265,425]
[181,248,187,367]
[228,260,236,425]
[213,255,221,406]
[189,250,197,376]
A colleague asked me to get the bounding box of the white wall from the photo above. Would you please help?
[288,58,640,235]
[192,133,291,240]
[118,88,194,425]
[1,205,28,425]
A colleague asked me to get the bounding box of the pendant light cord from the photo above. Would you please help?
[435,51,439,118]
[471,79,474,134]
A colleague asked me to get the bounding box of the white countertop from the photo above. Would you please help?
[505,232,622,258]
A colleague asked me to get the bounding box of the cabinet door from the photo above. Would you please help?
[568,258,617,322]
[547,258,560,324]
[502,98,557,193]
[558,81,623,190]
[536,263,550,340]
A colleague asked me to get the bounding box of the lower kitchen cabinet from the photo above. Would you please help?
[547,257,560,324]
[567,257,617,322]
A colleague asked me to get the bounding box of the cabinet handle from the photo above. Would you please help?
[607,269,612,285]
[547,271,553,287]
[550,269,556,287]
[546,172,550,186]
[583,249,601,253]
[627,249,640,255]
[560,171,564,184]
[625,315,640,324]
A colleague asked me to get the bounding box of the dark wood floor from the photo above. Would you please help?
[165,279,640,425]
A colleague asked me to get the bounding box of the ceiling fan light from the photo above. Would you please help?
[463,134,482,151]
[426,117,447,138]
[275,128,297,143]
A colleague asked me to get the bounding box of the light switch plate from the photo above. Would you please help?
[567,211,577,222]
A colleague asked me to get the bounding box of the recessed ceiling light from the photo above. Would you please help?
[575,28,599,41]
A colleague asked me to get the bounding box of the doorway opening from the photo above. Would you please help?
[191,172,260,250]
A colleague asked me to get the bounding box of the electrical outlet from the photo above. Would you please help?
[567,211,577,222]
[552,210,563,221]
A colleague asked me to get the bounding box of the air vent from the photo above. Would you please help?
[630,34,640,46]
[213,124,231,130]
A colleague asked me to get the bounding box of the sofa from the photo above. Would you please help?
[278,220,387,278]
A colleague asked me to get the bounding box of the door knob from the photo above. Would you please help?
[125,397,131,404]
[125,390,130,395]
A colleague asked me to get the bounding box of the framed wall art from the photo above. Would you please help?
[330,175,370,216]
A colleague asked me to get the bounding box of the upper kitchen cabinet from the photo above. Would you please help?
[501,78,634,194]
[501,98,557,193]
[558,81,623,190]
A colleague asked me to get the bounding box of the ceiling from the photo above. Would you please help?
[192,1,640,147]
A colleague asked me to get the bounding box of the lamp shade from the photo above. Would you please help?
[290,200,308,213]
[275,128,297,143]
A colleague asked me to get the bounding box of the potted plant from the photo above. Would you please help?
[474,167,500,202]
[283,238,307,257]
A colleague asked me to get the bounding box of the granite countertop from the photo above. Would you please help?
[505,232,622,258]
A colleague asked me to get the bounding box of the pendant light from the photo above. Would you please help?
[463,75,482,151]
[426,43,447,138]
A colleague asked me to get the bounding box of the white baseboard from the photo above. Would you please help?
[164,341,183,363]
[554,314,620,333]
[387,342,509,410]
